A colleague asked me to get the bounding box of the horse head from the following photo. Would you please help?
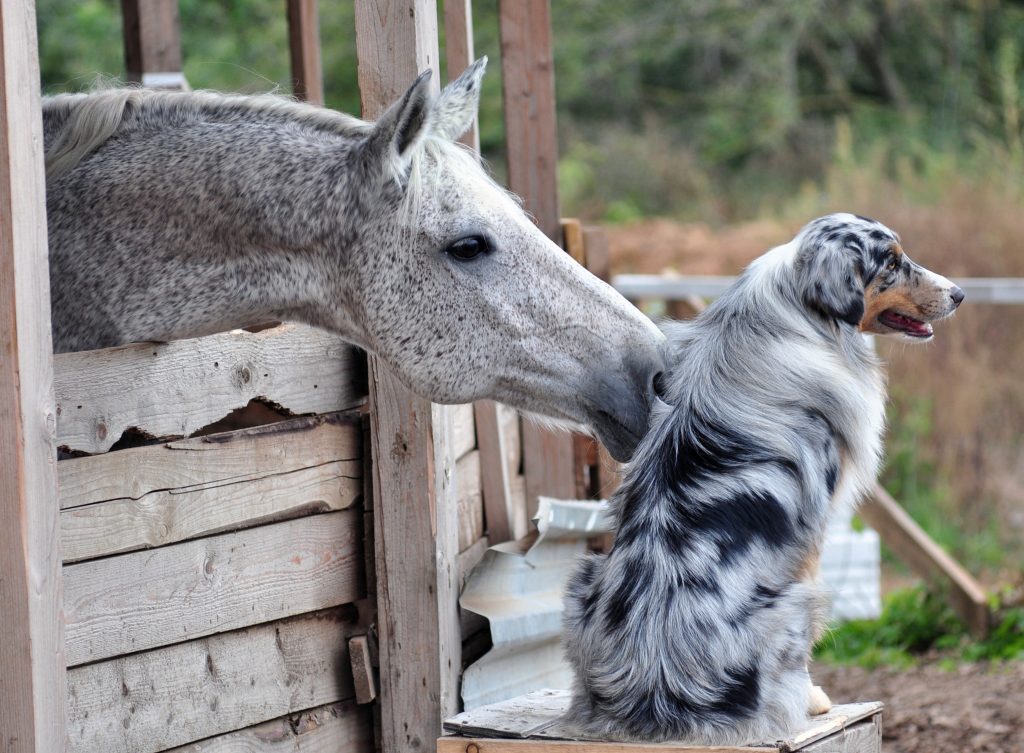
[339,59,666,461]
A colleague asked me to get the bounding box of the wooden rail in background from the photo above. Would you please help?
[0,2,66,751]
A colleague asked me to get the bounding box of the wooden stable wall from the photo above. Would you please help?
[54,325,373,752]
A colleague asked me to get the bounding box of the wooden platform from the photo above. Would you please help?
[439,690,883,753]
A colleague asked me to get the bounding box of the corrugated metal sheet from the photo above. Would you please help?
[460,498,880,710]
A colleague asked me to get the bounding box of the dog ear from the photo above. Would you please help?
[795,237,865,327]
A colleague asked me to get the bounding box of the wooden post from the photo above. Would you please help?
[287,0,324,105]
[443,0,479,152]
[354,3,457,751]
[121,0,187,89]
[0,1,67,751]
[499,0,576,512]
[860,486,992,638]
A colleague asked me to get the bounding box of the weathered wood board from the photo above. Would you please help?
[442,691,883,753]
[64,509,365,666]
[67,607,364,753]
[54,323,364,453]
[163,700,374,752]
[59,412,362,562]
[458,449,485,552]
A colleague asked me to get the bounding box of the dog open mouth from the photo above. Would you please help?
[877,309,933,338]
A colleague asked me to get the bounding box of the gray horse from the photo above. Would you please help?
[42,59,665,460]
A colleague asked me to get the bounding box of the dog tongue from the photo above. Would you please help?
[881,310,932,337]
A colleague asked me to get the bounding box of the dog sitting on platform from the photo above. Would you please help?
[563,214,964,745]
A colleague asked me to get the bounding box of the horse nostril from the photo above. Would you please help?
[950,286,965,307]
[652,370,668,400]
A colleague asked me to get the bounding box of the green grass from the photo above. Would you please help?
[815,587,1024,669]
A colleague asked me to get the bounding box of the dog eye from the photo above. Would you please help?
[887,258,898,271]
[445,235,490,262]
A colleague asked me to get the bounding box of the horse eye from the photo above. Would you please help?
[445,235,490,262]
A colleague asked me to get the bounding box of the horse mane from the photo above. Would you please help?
[43,87,372,181]
[42,85,516,228]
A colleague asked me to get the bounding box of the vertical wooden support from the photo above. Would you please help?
[354,4,457,752]
[499,0,575,512]
[0,2,66,751]
[121,0,186,88]
[443,0,479,152]
[287,0,324,105]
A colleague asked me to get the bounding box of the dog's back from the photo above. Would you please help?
[563,225,889,744]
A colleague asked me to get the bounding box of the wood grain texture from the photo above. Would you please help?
[437,740,767,753]
[355,4,462,753]
[162,701,374,753]
[452,401,477,459]
[287,0,324,104]
[860,485,991,637]
[67,608,364,753]
[58,412,362,562]
[474,400,513,544]
[443,0,479,152]
[121,0,183,80]
[499,0,575,511]
[348,635,378,705]
[456,449,484,552]
[0,1,67,750]
[64,509,365,666]
[53,323,364,453]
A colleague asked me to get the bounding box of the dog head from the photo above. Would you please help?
[794,213,964,340]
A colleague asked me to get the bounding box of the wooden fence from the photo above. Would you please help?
[0,1,614,752]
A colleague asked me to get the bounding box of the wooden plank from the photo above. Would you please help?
[121,0,186,88]
[58,413,362,562]
[163,701,375,753]
[453,401,477,458]
[860,485,991,637]
[354,5,459,752]
[561,219,586,266]
[67,608,364,753]
[348,635,378,705]
[457,449,484,552]
[0,2,66,751]
[443,0,479,152]
[438,740,766,753]
[287,0,324,105]
[53,323,364,454]
[64,509,365,666]
[581,226,611,283]
[499,0,575,512]
[774,702,882,752]
[796,717,881,753]
[475,400,513,544]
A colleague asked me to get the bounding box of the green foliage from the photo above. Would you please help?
[816,587,1024,668]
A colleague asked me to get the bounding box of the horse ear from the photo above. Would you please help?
[367,69,433,165]
[433,56,487,141]
[796,237,866,327]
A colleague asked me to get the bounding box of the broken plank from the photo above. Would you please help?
[63,509,364,666]
[54,323,364,454]
[458,449,484,552]
[348,635,377,705]
[59,414,362,562]
[68,608,363,753]
[453,401,477,459]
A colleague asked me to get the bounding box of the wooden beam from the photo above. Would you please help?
[0,1,66,750]
[499,0,575,512]
[860,485,992,637]
[287,0,324,105]
[443,0,479,152]
[475,400,513,544]
[121,0,187,88]
[354,5,459,752]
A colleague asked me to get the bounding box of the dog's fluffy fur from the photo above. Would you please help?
[563,214,963,745]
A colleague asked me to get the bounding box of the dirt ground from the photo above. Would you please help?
[814,662,1024,753]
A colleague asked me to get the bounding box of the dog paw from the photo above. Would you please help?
[808,685,832,716]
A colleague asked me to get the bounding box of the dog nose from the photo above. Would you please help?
[950,286,965,307]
